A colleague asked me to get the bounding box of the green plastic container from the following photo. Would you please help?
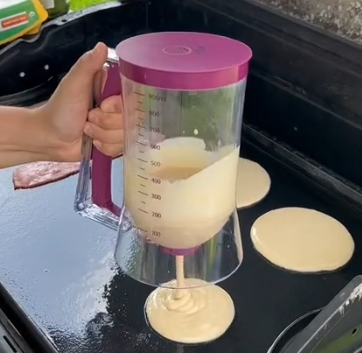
[70,0,114,11]
[40,0,70,18]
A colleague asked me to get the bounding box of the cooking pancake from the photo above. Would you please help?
[251,207,355,272]
[236,158,271,209]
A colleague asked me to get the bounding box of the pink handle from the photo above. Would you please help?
[92,62,121,216]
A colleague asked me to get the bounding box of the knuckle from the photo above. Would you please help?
[91,107,102,116]
[99,144,114,157]
[100,146,111,156]
[106,144,123,157]
[97,115,111,129]
[103,113,123,129]
[101,101,114,112]
[101,96,123,113]
[91,125,106,141]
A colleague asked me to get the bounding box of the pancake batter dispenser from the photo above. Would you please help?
[75,33,251,337]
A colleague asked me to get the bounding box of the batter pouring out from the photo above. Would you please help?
[145,256,235,344]
[135,138,238,342]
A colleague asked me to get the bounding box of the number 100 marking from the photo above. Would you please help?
[152,230,161,237]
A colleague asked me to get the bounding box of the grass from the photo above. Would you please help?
[69,0,115,11]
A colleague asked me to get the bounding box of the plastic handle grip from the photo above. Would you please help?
[91,62,121,216]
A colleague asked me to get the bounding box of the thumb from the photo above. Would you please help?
[73,42,108,76]
[62,42,108,90]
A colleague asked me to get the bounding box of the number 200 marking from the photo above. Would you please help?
[152,212,161,218]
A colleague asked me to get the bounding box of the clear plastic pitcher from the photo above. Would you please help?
[75,32,252,287]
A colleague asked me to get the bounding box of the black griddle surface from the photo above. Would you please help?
[0,143,360,353]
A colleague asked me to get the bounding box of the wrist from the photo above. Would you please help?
[36,104,80,163]
[0,105,66,169]
[0,106,54,160]
[23,106,60,161]
[34,105,62,161]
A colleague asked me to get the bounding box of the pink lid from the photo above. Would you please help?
[116,32,252,90]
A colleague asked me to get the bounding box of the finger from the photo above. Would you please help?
[93,141,123,157]
[100,95,123,114]
[70,42,108,81]
[84,122,123,144]
[88,110,123,130]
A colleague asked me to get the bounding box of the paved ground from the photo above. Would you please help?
[256,0,362,45]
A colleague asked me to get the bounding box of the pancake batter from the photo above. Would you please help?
[145,256,235,344]
[236,158,271,209]
[124,138,239,249]
[131,138,237,342]
[251,207,355,272]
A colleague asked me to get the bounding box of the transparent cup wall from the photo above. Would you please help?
[116,76,246,287]
[122,78,246,150]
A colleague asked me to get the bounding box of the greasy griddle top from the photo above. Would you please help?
[0,144,360,353]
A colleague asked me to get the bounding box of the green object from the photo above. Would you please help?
[70,0,114,11]
[40,0,69,18]
[0,0,43,46]
[313,324,362,353]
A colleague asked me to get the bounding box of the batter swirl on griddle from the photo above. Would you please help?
[164,285,207,314]
[145,278,235,344]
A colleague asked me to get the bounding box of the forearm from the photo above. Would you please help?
[0,106,54,169]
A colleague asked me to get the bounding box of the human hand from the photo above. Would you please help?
[85,96,123,158]
[39,42,123,162]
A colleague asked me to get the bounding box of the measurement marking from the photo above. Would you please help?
[134,92,145,96]
[139,133,144,137]
[140,184,146,187]
[139,150,145,154]
[141,201,146,204]
[140,167,145,171]
[138,208,148,214]
[137,141,147,146]
[137,174,148,180]
[135,108,145,113]
[137,227,148,233]
[137,100,143,104]
[137,158,147,163]
[136,124,145,129]
[138,117,143,121]
[138,191,148,196]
